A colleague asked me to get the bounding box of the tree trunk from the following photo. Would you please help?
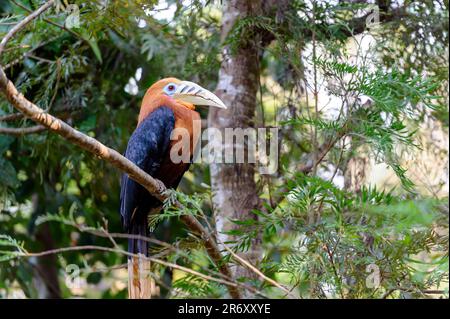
[208,0,261,285]
[344,147,369,193]
[343,102,373,193]
[30,194,61,299]
[32,223,62,298]
[208,0,288,293]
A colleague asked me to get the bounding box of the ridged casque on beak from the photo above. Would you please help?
[173,81,227,109]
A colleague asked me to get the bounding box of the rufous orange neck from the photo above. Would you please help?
[138,94,195,125]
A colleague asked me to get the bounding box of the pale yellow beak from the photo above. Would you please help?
[173,81,227,109]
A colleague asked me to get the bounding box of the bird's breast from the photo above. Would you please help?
[154,107,200,188]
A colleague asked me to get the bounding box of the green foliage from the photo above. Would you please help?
[0,235,26,262]
[226,16,276,52]
[148,190,206,232]
[172,274,221,298]
[284,55,443,192]
[227,176,448,298]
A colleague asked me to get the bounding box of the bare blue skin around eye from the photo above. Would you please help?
[163,83,177,96]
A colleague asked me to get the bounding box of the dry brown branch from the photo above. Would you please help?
[39,217,269,297]
[0,0,240,299]
[0,112,23,121]
[0,125,46,135]
[16,244,265,298]
[223,245,297,298]
[24,245,240,288]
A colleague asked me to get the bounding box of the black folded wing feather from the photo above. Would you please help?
[120,106,175,254]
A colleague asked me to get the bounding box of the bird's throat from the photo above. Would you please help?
[175,100,196,110]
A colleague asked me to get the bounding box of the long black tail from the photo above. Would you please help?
[128,215,149,257]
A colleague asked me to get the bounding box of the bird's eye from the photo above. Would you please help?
[164,83,177,95]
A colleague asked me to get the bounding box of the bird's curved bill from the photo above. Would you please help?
[173,81,227,109]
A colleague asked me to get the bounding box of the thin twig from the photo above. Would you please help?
[0,125,46,135]
[17,244,265,298]
[3,36,60,70]
[223,245,297,298]
[0,112,24,121]
[0,0,55,57]
[40,217,266,296]
[1,63,66,123]
[10,0,82,40]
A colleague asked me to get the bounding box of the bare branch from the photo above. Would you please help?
[36,218,270,297]
[0,112,23,121]
[0,125,46,135]
[17,244,264,297]
[223,245,297,298]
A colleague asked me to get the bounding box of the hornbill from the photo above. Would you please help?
[120,78,226,294]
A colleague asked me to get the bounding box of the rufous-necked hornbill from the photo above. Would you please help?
[120,78,226,296]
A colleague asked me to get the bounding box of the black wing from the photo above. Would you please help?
[120,106,175,231]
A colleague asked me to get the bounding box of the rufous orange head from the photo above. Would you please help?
[139,78,227,123]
